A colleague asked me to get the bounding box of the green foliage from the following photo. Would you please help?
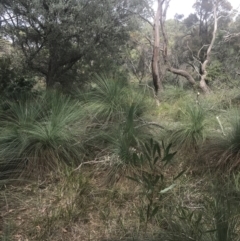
[54,75,158,184]
[108,104,143,165]
[128,139,183,227]
[83,75,153,123]
[86,75,129,122]
[201,110,240,171]
[207,61,228,82]
[0,57,35,99]
[78,75,156,163]
[159,175,240,241]
[1,0,150,88]
[169,103,207,151]
[0,92,84,178]
[161,86,190,103]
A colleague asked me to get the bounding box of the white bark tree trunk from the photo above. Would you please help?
[152,0,163,94]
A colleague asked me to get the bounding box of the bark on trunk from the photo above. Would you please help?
[45,59,58,89]
[159,0,197,88]
[168,67,197,86]
[198,3,218,94]
[46,74,56,89]
[152,0,163,94]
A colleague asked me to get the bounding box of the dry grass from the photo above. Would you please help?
[0,155,185,241]
[0,167,146,241]
[1,157,240,241]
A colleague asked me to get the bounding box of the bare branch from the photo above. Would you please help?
[197,44,209,59]
[158,0,197,87]
[199,2,218,94]
[223,32,240,42]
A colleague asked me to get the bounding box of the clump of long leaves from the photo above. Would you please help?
[0,92,85,178]
[127,139,183,228]
[80,75,154,124]
[169,103,207,151]
[201,110,240,172]
[75,75,159,176]
[99,103,156,184]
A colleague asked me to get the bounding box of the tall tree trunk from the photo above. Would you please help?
[199,3,218,94]
[158,0,197,88]
[45,59,57,89]
[152,0,163,94]
[46,76,55,89]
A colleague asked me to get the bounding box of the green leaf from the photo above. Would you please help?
[162,152,177,165]
[155,143,161,157]
[142,173,151,187]
[126,176,141,184]
[204,229,217,233]
[145,152,152,162]
[162,140,165,150]
[165,143,173,155]
[154,156,159,165]
[145,143,151,156]
[173,169,186,180]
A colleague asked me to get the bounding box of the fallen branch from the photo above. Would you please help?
[72,159,111,172]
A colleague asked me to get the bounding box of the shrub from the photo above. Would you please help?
[80,74,154,124]
[0,57,36,99]
[201,110,240,172]
[168,103,207,152]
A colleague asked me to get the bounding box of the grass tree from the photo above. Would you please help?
[168,103,207,152]
[0,92,85,178]
[201,110,240,172]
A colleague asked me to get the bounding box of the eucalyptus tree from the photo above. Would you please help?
[214,14,240,80]
[0,0,150,89]
[151,0,165,93]
[156,0,198,91]
[178,0,233,91]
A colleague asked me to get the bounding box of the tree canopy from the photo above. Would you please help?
[0,0,152,89]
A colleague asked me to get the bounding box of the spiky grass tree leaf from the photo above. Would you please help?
[0,92,85,178]
[85,75,127,122]
[169,103,208,152]
[154,156,159,165]
[173,169,186,181]
[126,175,142,184]
[153,142,161,159]
[81,75,155,125]
[201,109,240,172]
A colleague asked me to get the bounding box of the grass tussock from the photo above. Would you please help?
[0,92,85,178]
[200,110,240,172]
[167,103,208,152]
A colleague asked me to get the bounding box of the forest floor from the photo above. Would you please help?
[1,84,240,240]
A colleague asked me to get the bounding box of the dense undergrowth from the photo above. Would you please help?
[1,77,240,240]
